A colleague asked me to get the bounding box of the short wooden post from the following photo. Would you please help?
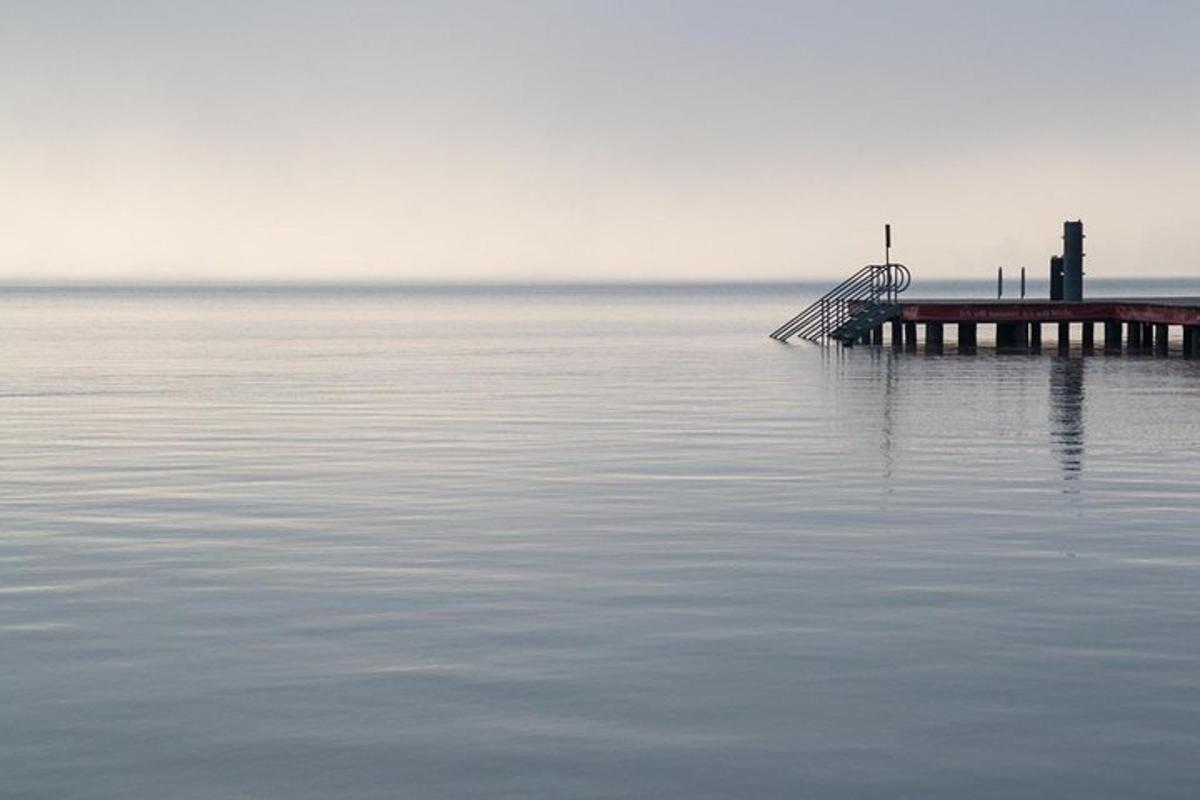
[1105,320,1122,352]
[958,322,977,351]
[1081,321,1095,352]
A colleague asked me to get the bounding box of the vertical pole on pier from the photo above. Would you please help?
[1029,322,1042,351]
[1063,221,1085,301]
[1155,323,1169,355]
[1058,321,1070,352]
[1105,320,1122,352]
[891,319,903,348]
[958,322,977,352]
[997,267,1004,299]
[1050,256,1064,301]
[885,223,891,267]
[1020,268,1026,299]
[904,321,918,351]
[1081,321,1095,353]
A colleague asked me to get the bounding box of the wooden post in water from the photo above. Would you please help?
[1155,324,1169,355]
[926,322,944,353]
[904,321,918,351]
[1058,321,1070,352]
[1105,321,1123,352]
[1081,322,1095,352]
[958,322,977,351]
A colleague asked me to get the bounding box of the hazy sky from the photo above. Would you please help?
[3,0,1199,281]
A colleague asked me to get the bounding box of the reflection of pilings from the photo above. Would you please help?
[1049,358,1085,481]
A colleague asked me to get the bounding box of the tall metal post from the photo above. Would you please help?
[1063,221,1084,301]
[1020,268,1026,299]
[997,268,1004,299]
[1050,256,1064,301]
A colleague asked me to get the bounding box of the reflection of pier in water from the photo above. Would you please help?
[1049,358,1085,482]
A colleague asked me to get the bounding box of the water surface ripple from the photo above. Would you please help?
[3,284,1200,799]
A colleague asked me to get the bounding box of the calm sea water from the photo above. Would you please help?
[4,281,1200,799]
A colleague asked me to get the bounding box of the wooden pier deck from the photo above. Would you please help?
[899,298,1200,326]
[856,297,1200,355]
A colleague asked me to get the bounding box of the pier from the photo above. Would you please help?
[769,220,1200,356]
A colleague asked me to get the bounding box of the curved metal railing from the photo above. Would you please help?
[770,263,910,342]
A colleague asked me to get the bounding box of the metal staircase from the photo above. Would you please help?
[769,263,911,344]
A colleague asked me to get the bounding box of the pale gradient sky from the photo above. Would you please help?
[2,0,1199,281]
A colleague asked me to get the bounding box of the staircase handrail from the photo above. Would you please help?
[770,263,910,342]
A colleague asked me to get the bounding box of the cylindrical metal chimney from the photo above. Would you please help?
[1063,221,1084,301]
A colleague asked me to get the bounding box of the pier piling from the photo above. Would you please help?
[958,322,977,351]
[1128,322,1142,351]
[1105,321,1122,352]
[926,322,944,353]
